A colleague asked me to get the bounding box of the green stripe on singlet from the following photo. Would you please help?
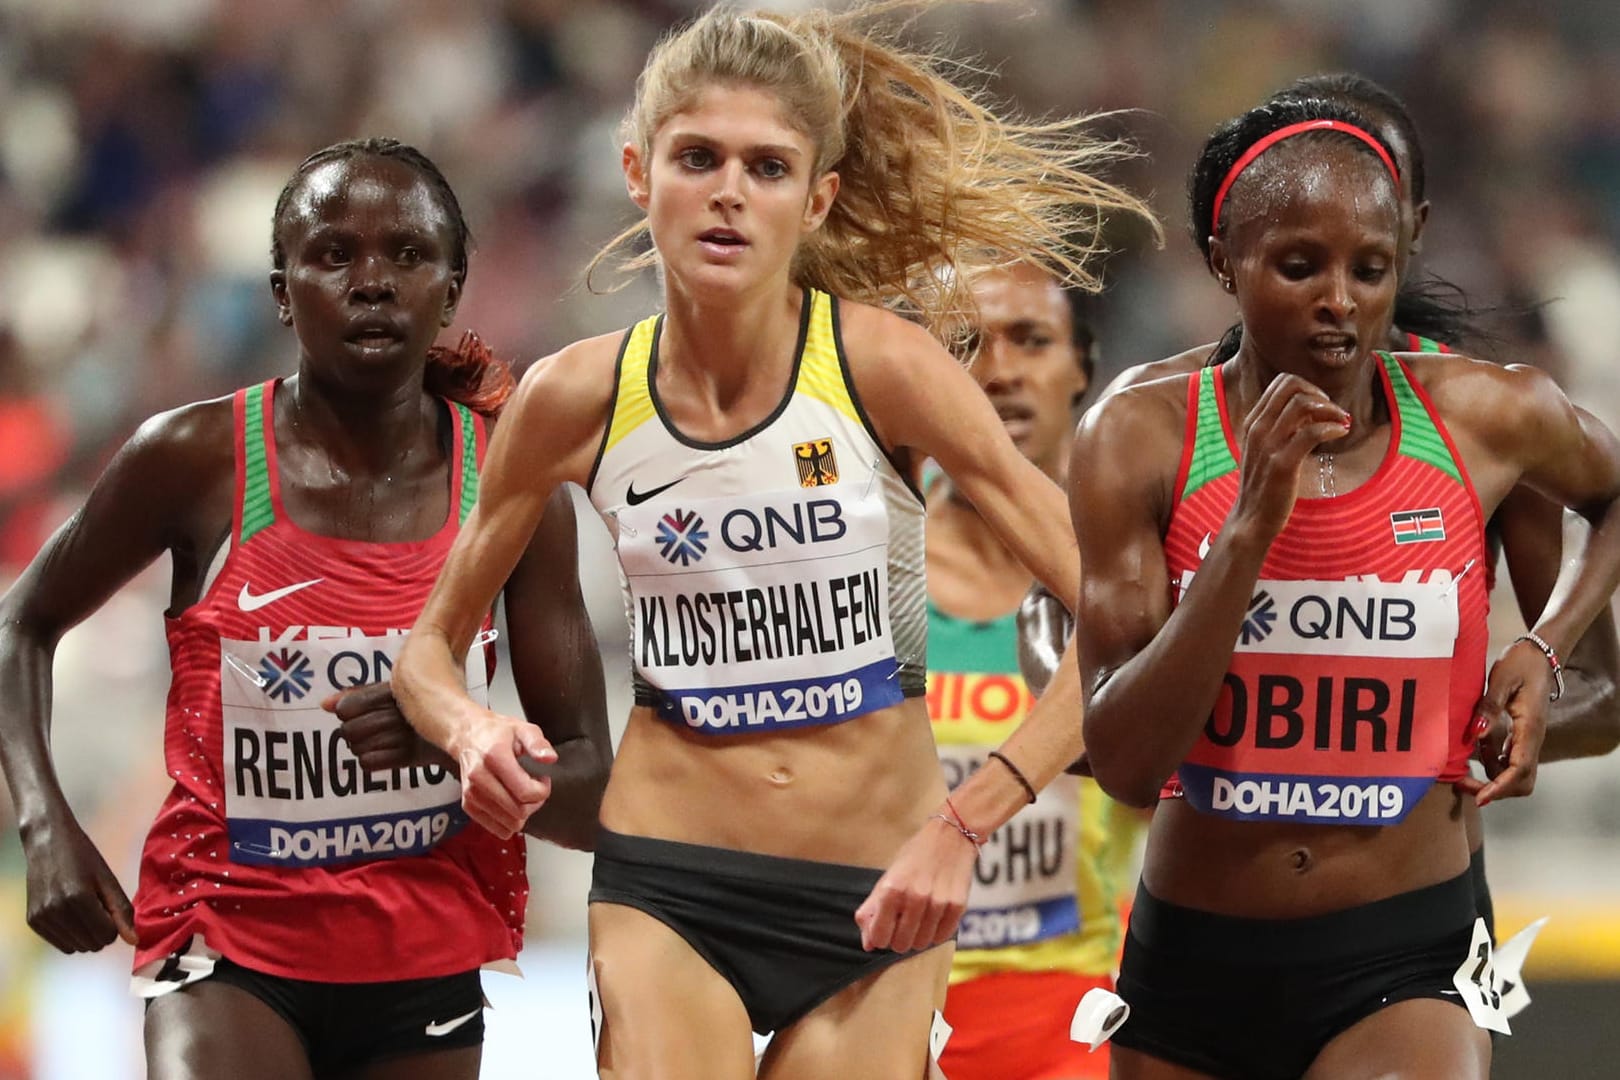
[239,384,275,544]
[1412,334,1445,353]
[1180,366,1238,502]
[455,401,479,524]
[1381,352,1463,484]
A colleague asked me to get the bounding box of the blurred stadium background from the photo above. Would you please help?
[0,0,1617,1076]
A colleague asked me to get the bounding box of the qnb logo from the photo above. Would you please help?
[258,648,315,702]
[656,509,709,566]
[720,499,846,553]
[1240,590,1277,645]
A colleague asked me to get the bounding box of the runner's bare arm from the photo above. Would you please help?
[504,486,612,850]
[333,483,611,847]
[0,401,234,951]
[1434,365,1620,801]
[395,337,616,837]
[397,342,609,744]
[848,306,1081,820]
[1495,485,1620,760]
[1440,369,1620,653]
[845,304,1084,952]
[1072,375,1351,807]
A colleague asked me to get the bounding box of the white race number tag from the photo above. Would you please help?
[1070,986,1130,1050]
[929,1009,953,1062]
[1495,915,1550,1020]
[1452,917,1511,1034]
[586,951,603,1059]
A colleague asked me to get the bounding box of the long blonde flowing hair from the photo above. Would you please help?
[589,2,1159,341]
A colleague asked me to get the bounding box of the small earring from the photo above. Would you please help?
[1221,277,1235,293]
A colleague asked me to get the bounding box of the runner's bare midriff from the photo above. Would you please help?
[600,697,946,867]
[1143,783,1470,918]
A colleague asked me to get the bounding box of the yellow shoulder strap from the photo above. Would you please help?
[603,314,660,454]
[793,290,861,424]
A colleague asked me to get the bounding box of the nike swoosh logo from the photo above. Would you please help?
[625,477,685,506]
[237,578,324,612]
[424,1007,481,1037]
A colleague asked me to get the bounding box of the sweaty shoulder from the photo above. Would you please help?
[129,395,238,495]
[1079,372,1189,450]
[504,330,624,481]
[1401,351,1567,447]
[92,394,238,558]
[1397,351,1584,505]
[1098,344,1213,400]
[1074,372,1190,522]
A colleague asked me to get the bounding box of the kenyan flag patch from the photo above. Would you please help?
[1390,507,1446,544]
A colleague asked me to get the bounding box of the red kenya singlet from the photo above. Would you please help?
[1405,332,1452,354]
[133,380,524,982]
[1162,355,1488,825]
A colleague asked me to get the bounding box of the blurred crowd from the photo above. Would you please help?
[1,0,1618,565]
[0,0,1618,1075]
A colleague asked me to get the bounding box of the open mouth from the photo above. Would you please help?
[1309,332,1357,353]
[698,228,747,248]
[346,321,405,347]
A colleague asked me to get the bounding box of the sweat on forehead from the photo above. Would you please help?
[282,156,446,226]
[1216,137,1400,241]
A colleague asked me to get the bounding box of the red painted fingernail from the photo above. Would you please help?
[1472,713,1490,739]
